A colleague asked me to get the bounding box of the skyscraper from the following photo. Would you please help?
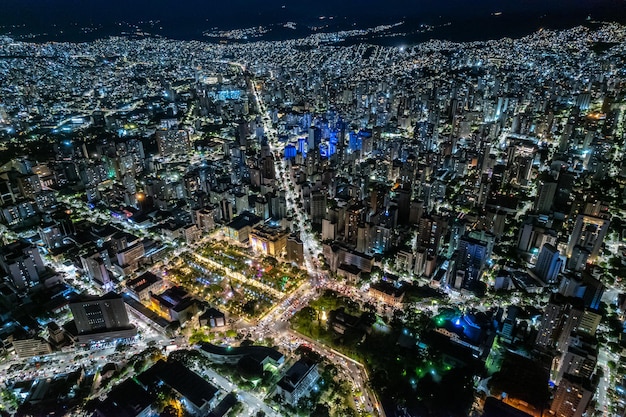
[456,235,490,287]
[417,214,447,257]
[535,298,566,350]
[566,213,610,268]
[534,243,563,284]
[535,178,557,214]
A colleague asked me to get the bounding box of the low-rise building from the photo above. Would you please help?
[275,359,320,406]
[368,280,405,304]
[12,336,52,358]
[138,360,219,416]
[150,286,197,323]
[198,307,226,328]
[249,224,288,257]
[226,212,263,243]
[126,271,165,302]
[198,342,284,369]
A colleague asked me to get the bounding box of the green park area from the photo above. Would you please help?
[198,240,307,293]
[164,240,306,320]
[291,290,477,416]
[165,257,275,319]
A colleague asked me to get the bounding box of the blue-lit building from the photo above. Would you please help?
[456,235,490,288]
[348,131,362,152]
[297,137,307,157]
[284,144,297,159]
[534,243,562,284]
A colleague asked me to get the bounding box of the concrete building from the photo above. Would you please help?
[249,224,288,257]
[0,240,46,290]
[150,286,197,323]
[534,243,563,284]
[12,336,52,358]
[550,376,593,417]
[69,291,137,343]
[125,271,165,302]
[566,213,610,268]
[156,129,191,157]
[275,359,320,406]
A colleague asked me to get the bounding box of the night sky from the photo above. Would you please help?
[1,0,625,43]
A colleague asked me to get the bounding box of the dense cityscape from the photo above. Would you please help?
[0,8,625,417]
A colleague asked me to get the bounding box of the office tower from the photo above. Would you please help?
[500,306,519,342]
[559,273,604,311]
[535,299,566,350]
[69,291,137,343]
[322,218,337,241]
[456,235,489,287]
[0,240,46,290]
[308,126,321,152]
[577,310,601,336]
[550,376,593,417]
[417,214,447,257]
[310,191,326,225]
[534,243,563,284]
[535,178,557,214]
[566,213,610,268]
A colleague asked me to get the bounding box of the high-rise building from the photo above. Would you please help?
[417,214,447,257]
[322,218,337,241]
[0,240,46,290]
[286,234,304,266]
[552,338,597,384]
[344,204,364,244]
[517,216,558,254]
[550,376,593,417]
[535,179,557,214]
[555,308,583,354]
[534,243,563,284]
[558,273,604,310]
[500,306,519,342]
[194,207,217,233]
[566,213,610,268]
[310,191,326,225]
[577,310,601,336]
[455,235,490,287]
[535,298,566,350]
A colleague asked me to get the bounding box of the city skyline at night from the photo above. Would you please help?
[0,2,625,417]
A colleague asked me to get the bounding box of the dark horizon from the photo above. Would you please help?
[1,0,625,44]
